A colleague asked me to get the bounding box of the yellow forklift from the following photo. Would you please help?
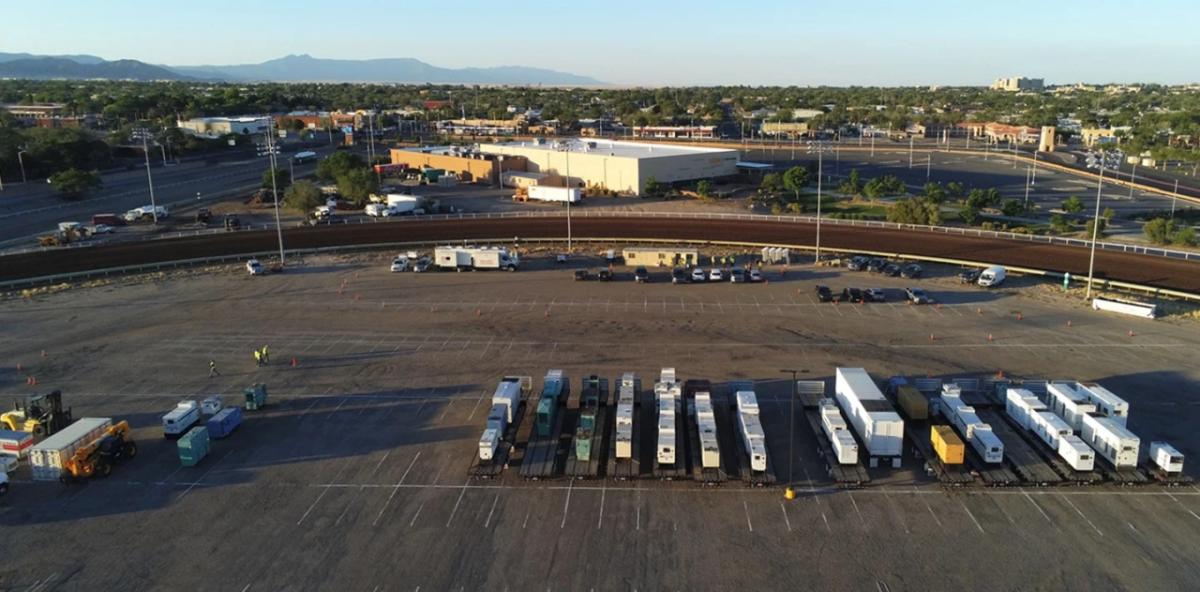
[61,420,137,482]
[1,390,73,436]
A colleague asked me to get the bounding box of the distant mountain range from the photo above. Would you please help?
[0,52,604,85]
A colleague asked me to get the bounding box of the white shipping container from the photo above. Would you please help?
[1005,388,1046,431]
[1080,413,1140,469]
[528,185,582,203]
[970,425,1005,464]
[492,378,522,424]
[739,411,767,472]
[942,389,1003,463]
[486,404,507,433]
[28,417,113,481]
[1058,435,1096,471]
[163,401,200,438]
[695,392,720,469]
[1046,383,1097,431]
[1150,441,1184,473]
[818,399,859,465]
[1030,411,1072,450]
[835,368,904,457]
[478,428,500,461]
[1080,383,1129,426]
[736,390,760,414]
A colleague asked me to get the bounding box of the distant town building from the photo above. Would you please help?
[176,116,271,139]
[436,118,522,136]
[1,103,96,129]
[631,126,717,140]
[1038,126,1056,152]
[388,145,528,185]
[1081,127,1119,147]
[791,108,825,121]
[990,77,1045,92]
[760,122,809,139]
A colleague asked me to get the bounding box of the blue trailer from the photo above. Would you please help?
[207,406,243,439]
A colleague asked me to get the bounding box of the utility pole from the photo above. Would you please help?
[780,369,799,488]
[260,120,286,267]
[926,153,932,181]
[1171,179,1179,220]
[131,129,159,224]
[808,141,830,263]
[1128,161,1137,200]
[1024,166,1031,208]
[1085,151,1119,300]
[564,144,572,251]
[908,136,914,169]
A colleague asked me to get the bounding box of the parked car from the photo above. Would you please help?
[390,256,409,272]
[865,288,886,302]
[556,254,569,264]
[598,269,613,281]
[906,287,932,305]
[574,269,590,281]
[815,285,833,302]
[412,256,432,272]
[246,259,264,276]
[977,265,1007,287]
[847,255,870,271]
[867,258,888,273]
[691,268,707,282]
[730,269,747,284]
[958,268,982,284]
[709,268,724,282]
[749,269,764,283]
[830,288,851,303]
[672,268,689,284]
[634,267,650,283]
[901,263,923,279]
[87,224,115,235]
[847,287,865,303]
[882,263,902,277]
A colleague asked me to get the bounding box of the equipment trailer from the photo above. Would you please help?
[565,376,610,479]
[607,373,642,480]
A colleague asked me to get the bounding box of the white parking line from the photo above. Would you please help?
[373,452,421,526]
[370,451,391,478]
[445,479,471,527]
[484,493,500,528]
[561,478,574,529]
[297,460,354,525]
[849,491,867,528]
[780,502,792,532]
[597,484,606,530]
[743,499,754,532]
[959,499,986,534]
[409,501,425,527]
[467,389,486,420]
[1060,495,1103,537]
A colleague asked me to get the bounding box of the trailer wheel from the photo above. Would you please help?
[125,442,138,458]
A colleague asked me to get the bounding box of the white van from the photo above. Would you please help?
[163,401,200,439]
[977,265,1006,287]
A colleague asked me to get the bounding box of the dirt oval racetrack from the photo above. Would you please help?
[2,216,1197,294]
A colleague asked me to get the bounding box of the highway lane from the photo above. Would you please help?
[2,215,1197,293]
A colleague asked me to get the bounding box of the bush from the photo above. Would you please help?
[49,168,102,199]
[1000,199,1026,217]
[958,204,979,225]
[1062,195,1084,214]
[863,175,905,199]
[316,151,365,182]
[284,180,324,211]
[643,176,664,197]
[696,179,712,198]
[1050,213,1072,234]
[1085,217,1107,239]
[1175,226,1197,246]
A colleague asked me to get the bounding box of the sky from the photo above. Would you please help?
[2,0,1198,86]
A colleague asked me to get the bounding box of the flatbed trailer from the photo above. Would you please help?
[975,408,1061,486]
[803,408,870,487]
[607,376,642,481]
[1147,466,1194,486]
[520,390,573,480]
[683,383,725,485]
[726,393,776,487]
[1101,465,1151,485]
[565,378,610,479]
[906,420,976,486]
[991,405,1105,486]
[468,400,527,478]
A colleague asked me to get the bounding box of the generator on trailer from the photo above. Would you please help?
[434,246,520,271]
[940,385,1004,464]
[818,399,859,465]
[736,390,767,472]
[834,368,904,467]
[655,368,681,467]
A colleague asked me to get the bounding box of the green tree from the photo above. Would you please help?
[838,168,861,195]
[1062,195,1084,214]
[284,180,324,212]
[1174,226,1197,246]
[1085,217,1107,239]
[316,151,365,182]
[759,172,783,195]
[1102,207,1116,221]
[262,167,291,190]
[337,168,379,206]
[643,176,663,197]
[695,179,712,198]
[945,181,965,201]
[1000,199,1026,217]
[958,204,979,225]
[922,182,946,204]
[49,168,101,199]
[1050,213,1072,234]
[782,166,809,201]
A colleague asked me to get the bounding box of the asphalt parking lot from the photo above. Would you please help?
[1,253,1199,591]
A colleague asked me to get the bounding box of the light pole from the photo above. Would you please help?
[131,129,159,224]
[780,369,800,487]
[563,142,573,251]
[17,149,28,183]
[908,136,914,169]
[1031,150,1038,186]
[1171,179,1179,220]
[1128,161,1137,200]
[1084,150,1121,300]
[807,140,831,263]
[1023,166,1032,208]
[926,153,932,182]
[259,120,287,267]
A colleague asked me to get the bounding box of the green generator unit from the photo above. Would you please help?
[244,383,268,410]
[575,426,595,461]
[178,426,210,467]
[535,371,567,438]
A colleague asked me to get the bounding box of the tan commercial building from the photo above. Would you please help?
[622,247,700,267]
[177,116,271,139]
[1081,128,1117,147]
[990,77,1044,92]
[761,122,809,138]
[478,138,738,195]
[388,146,528,184]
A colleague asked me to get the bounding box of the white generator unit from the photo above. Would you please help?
[655,368,680,466]
[818,398,859,465]
[1079,383,1129,426]
[1005,388,1047,431]
[485,404,507,433]
[478,428,500,461]
[1045,383,1098,432]
[941,387,1004,464]
[834,368,904,459]
[492,377,523,426]
[1149,441,1184,474]
[162,400,200,439]
[1080,413,1140,469]
[694,392,720,469]
[736,390,767,472]
[433,246,520,271]
[201,396,223,416]
[1058,435,1096,472]
[615,373,637,460]
[1030,410,1072,450]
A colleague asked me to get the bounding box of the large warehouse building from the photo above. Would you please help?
[478,138,738,195]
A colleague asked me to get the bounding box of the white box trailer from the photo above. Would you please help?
[695,393,720,469]
[163,401,200,439]
[1045,383,1097,431]
[834,368,904,458]
[1080,413,1140,469]
[1005,388,1047,431]
[491,377,524,424]
[28,417,113,481]
[969,425,1005,464]
[615,405,634,459]
[1030,411,1072,450]
[1079,383,1129,426]
[485,404,507,433]
[818,399,859,465]
[1058,435,1096,472]
[434,246,520,271]
[1150,441,1184,474]
[528,186,582,203]
[736,390,767,472]
[478,428,500,461]
[941,389,1004,464]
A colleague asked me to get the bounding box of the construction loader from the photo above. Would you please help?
[61,420,137,482]
[1,390,73,436]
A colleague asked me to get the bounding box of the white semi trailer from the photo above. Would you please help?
[834,368,904,467]
[434,246,520,271]
[736,390,767,472]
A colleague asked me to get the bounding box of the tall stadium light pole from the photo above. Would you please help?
[260,120,286,267]
[780,369,799,486]
[808,140,830,263]
[564,143,572,251]
[131,129,159,224]
[1085,151,1121,300]
[1031,150,1039,186]
[926,153,932,181]
[908,136,914,169]
[1023,166,1032,208]
[17,149,28,183]
[1128,161,1137,200]
[1171,179,1179,220]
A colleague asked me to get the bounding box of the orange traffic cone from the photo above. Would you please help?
[29,376,36,386]
[291,357,298,367]
[987,334,993,342]
[1128,329,1135,337]
[929,333,936,341]
[1066,320,1072,328]
[1016,312,1023,321]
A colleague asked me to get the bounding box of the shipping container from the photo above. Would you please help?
[0,429,34,459]
[527,186,582,203]
[896,386,928,420]
[615,405,634,459]
[1080,383,1129,426]
[818,399,859,465]
[163,400,200,439]
[655,369,680,466]
[28,418,113,481]
[1005,388,1047,431]
[1080,413,1140,469]
[1150,441,1184,473]
[178,426,210,467]
[941,387,1003,463]
[535,370,568,438]
[834,368,904,457]
[1058,435,1096,471]
[486,404,507,433]
[244,383,268,410]
[970,425,1005,464]
[930,425,965,465]
[201,396,223,416]
[206,406,243,439]
[1046,383,1097,431]
[479,428,500,461]
[1030,411,1072,450]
